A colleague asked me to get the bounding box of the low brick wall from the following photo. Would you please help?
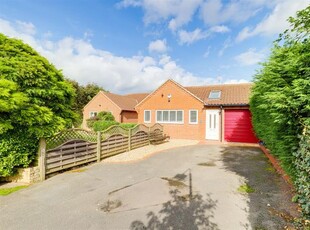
[1,166,41,184]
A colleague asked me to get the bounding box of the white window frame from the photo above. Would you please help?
[155,110,184,124]
[144,110,151,123]
[89,111,97,118]
[189,110,198,124]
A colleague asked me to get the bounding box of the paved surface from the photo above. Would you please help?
[0,145,298,230]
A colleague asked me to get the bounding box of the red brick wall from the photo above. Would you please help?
[136,81,205,140]
[82,92,121,129]
[121,111,138,123]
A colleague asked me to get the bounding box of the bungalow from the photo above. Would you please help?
[82,91,148,129]
[135,79,258,143]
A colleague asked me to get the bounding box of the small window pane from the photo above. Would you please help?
[163,111,169,122]
[156,111,162,122]
[170,111,176,122]
[90,112,97,117]
[144,111,151,122]
[177,111,183,122]
[190,110,197,123]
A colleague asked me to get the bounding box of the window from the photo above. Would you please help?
[90,111,97,118]
[208,90,221,99]
[189,110,198,124]
[156,110,183,124]
[144,110,151,123]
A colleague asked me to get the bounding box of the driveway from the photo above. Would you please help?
[0,145,298,230]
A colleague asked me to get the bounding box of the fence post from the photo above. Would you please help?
[128,128,132,151]
[38,138,46,181]
[148,126,151,145]
[97,131,101,162]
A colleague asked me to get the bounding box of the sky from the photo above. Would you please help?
[0,0,309,93]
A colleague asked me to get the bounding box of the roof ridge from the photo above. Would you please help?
[185,82,253,88]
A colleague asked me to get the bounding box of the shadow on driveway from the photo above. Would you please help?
[221,146,299,230]
[129,188,218,230]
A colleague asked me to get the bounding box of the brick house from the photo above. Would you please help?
[135,79,258,143]
[82,91,148,129]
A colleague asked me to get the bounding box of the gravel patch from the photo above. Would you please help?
[102,139,199,163]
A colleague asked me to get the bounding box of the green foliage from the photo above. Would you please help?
[293,128,310,218]
[93,121,119,132]
[0,185,28,196]
[250,6,310,217]
[87,111,118,131]
[67,79,105,127]
[0,34,76,176]
[97,111,115,121]
[119,123,137,129]
[237,184,255,194]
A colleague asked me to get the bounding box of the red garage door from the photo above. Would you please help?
[224,109,259,143]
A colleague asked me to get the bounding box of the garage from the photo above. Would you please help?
[224,109,259,143]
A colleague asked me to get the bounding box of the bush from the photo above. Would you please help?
[0,34,75,177]
[293,127,310,218]
[119,123,137,129]
[0,128,38,177]
[93,121,119,131]
[86,111,117,131]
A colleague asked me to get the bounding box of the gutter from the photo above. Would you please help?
[204,103,249,107]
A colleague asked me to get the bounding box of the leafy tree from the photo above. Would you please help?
[0,34,76,176]
[250,6,310,218]
[67,79,105,126]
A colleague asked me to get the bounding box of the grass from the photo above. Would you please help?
[0,185,28,196]
[238,184,255,193]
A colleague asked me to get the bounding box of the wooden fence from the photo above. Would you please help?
[38,123,164,180]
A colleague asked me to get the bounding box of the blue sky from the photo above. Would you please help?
[0,0,309,93]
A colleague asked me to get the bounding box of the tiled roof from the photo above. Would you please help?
[185,83,253,106]
[103,92,148,111]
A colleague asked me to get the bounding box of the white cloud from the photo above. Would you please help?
[218,37,232,57]
[0,18,217,93]
[16,21,36,35]
[224,79,249,84]
[178,28,209,45]
[210,25,230,33]
[203,46,211,58]
[148,39,168,53]
[236,0,309,41]
[118,0,202,31]
[234,48,265,66]
[200,0,269,26]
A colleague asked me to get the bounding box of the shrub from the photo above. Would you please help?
[293,127,310,218]
[93,121,119,132]
[0,34,75,177]
[0,128,38,176]
[119,123,137,129]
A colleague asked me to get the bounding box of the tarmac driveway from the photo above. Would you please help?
[0,145,298,230]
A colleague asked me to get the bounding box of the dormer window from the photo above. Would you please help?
[208,90,221,99]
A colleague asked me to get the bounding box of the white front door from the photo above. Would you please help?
[206,110,220,140]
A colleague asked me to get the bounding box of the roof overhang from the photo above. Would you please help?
[204,103,249,107]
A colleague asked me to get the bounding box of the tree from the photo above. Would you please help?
[0,34,76,176]
[250,6,310,218]
[67,79,105,126]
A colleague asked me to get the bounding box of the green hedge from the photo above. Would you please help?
[93,121,119,131]
[0,128,38,177]
[250,6,310,218]
[293,128,310,218]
